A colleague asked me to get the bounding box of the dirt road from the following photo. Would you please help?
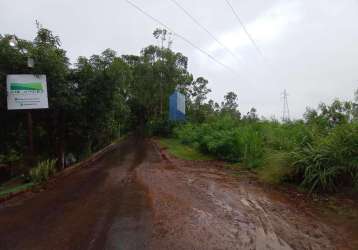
[0,136,355,250]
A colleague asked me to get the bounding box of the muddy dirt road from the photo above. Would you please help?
[0,136,355,250]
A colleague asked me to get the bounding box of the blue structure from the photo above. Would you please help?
[169,91,186,121]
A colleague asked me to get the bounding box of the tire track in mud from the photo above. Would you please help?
[0,137,355,250]
[143,142,354,250]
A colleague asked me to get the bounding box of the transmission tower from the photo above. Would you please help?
[282,89,290,122]
[167,32,173,49]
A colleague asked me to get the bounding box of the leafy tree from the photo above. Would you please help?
[128,44,191,124]
[243,107,258,121]
[221,91,241,118]
[185,77,213,123]
[304,98,357,130]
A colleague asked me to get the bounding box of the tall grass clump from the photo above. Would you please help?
[292,123,358,192]
[28,159,57,183]
[258,151,294,184]
[260,121,313,151]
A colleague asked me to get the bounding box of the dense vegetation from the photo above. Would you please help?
[173,95,358,192]
[0,26,207,181]
[1,25,357,194]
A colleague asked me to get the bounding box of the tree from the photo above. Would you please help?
[244,107,258,121]
[304,94,358,131]
[190,77,211,105]
[353,89,358,121]
[72,49,132,153]
[221,91,241,118]
[186,77,213,122]
[0,26,212,179]
[127,42,191,123]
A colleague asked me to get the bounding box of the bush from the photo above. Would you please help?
[174,123,199,145]
[174,115,264,168]
[173,112,358,193]
[28,159,57,183]
[262,121,312,151]
[293,123,358,192]
[146,118,177,137]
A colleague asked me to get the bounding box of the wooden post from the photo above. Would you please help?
[27,111,34,164]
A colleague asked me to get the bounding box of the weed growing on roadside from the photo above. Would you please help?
[28,159,57,183]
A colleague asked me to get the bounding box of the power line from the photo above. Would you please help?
[125,0,240,76]
[224,0,283,88]
[224,0,265,59]
[168,0,244,65]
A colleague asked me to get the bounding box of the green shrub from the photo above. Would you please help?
[174,116,264,168]
[173,114,357,193]
[174,123,199,145]
[293,123,358,192]
[28,159,57,183]
[146,118,176,137]
[262,121,312,151]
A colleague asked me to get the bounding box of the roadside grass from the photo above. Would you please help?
[0,181,34,198]
[222,151,294,184]
[0,137,126,201]
[158,138,214,161]
[159,138,293,183]
[256,151,293,185]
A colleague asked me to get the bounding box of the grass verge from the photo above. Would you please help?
[0,181,35,198]
[0,136,126,201]
[256,151,293,185]
[158,138,214,161]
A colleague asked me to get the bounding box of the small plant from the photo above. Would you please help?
[28,159,57,183]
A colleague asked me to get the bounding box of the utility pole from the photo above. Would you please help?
[282,89,290,122]
[9,35,36,164]
[159,29,167,115]
[153,28,174,116]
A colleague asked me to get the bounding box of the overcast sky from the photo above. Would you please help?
[1,0,358,119]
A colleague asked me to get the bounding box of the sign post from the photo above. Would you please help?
[7,74,49,163]
[27,111,34,161]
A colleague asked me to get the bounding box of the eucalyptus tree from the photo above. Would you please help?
[127,44,192,123]
[221,91,241,118]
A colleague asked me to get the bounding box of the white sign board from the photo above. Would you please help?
[7,74,49,110]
